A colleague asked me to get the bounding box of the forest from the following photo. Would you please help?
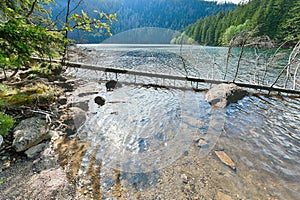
[53,0,236,43]
[172,0,300,46]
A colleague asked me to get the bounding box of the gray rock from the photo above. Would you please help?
[0,135,3,147]
[71,100,89,111]
[12,118,49,152]
[25,143,46,158]
[205,83,248,108]
[58,96,68,105]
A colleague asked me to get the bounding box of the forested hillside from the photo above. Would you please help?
[53,0,236,43]
[172,0,300,46]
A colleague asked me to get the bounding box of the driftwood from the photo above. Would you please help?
[31,57,300,95]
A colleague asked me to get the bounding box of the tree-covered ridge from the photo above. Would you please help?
[54,0,236,43]
[173,0,299,46]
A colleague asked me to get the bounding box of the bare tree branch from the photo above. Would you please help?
[224,38,234,80]
[26,0,38,17]
[69,0,84,15]
[262,39,295,85]
[293,63,300,90]
[233,34,247,82]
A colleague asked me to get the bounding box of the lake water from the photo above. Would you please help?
[64,44,300,199]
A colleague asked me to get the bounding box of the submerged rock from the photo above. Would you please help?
[105,80,122,91]
[69,106,87,128]
[12,117,49,152]
[215,150,236,171]
[216,191,233,200]
[205,83,248,108]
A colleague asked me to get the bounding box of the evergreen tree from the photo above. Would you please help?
[175,0,299,46]
[279,0,300,41]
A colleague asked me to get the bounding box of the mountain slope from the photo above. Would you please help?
[52,0,236,43]
[174,0,299,46]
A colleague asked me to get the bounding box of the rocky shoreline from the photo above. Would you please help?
[0,47,249,199]
[0,67,116,199]
[0,72,84,199]
[0,47,119,199]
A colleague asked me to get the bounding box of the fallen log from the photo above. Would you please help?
[31,57,300,95]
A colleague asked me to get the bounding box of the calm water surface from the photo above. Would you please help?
[65,44,300,199]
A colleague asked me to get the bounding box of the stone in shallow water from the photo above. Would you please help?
[216,191,233,200]
[215,150,236,171]
[69,107,87,129]
[12,117,49,152]
[105,80,122,91]
[94,96,105,106]
[205,83,248,108]
[249,128,259,138]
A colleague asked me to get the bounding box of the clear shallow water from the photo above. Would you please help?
[65,44,300,199]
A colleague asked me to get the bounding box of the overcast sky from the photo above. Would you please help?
[204,0,248,4]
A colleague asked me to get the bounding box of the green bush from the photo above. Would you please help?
[0,112,14,136]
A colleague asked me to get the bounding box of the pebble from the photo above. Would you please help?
[197,139,208,148]
[181,174,188,184]
[249,128,259,138]
[3,160,10,168]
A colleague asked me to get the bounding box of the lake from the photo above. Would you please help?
[64,44,300,199]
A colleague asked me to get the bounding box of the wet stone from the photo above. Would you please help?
[94,96,106,106]
[106,80,122,91]
[71,100,89,111]
[205,83,248,108]
[197,139,209,148]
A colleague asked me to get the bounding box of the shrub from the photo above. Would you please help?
[0,112,14,136]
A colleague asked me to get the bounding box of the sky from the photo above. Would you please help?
[204,0,248,4]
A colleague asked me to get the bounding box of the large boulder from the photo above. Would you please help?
[205,83,248,108]
[12,117,49,152]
